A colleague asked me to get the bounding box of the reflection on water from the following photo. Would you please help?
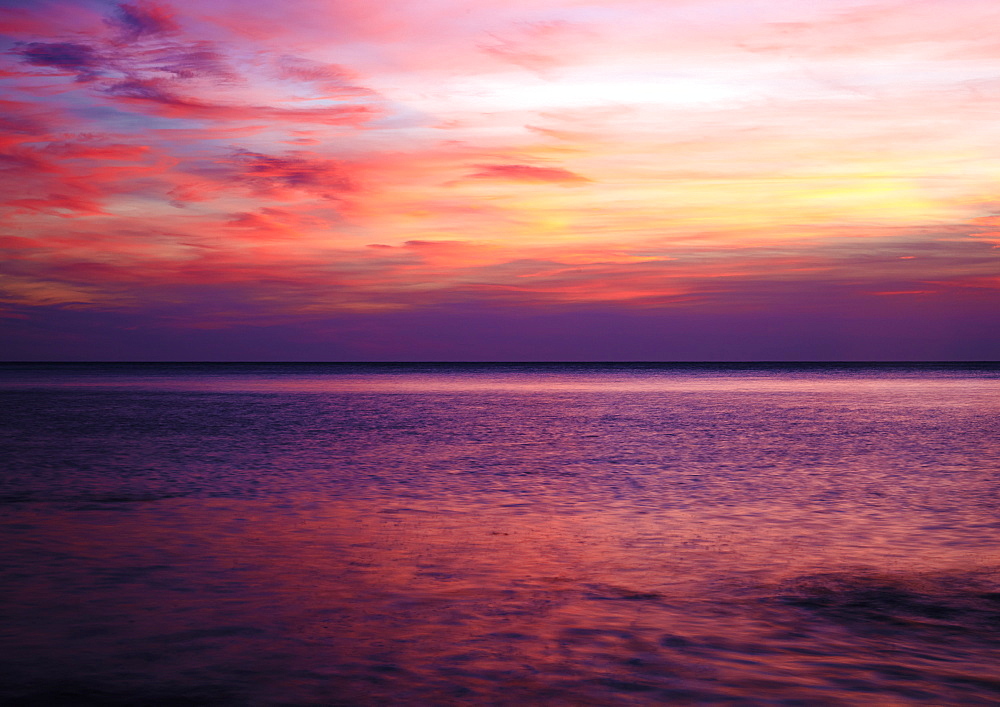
[0,363,998,705]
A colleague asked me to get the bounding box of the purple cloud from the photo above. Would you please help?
[18,42,102,81]
[108,2,179,40]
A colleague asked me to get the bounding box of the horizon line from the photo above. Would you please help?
[2,360,998,366]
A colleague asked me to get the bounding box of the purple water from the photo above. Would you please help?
[1,363,998,705]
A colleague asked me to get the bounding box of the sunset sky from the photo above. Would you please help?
[2,0,998,360]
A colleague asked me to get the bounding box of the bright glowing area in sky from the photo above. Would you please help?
[0,0,998,360]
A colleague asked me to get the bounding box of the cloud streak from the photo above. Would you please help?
[466,163,590,183]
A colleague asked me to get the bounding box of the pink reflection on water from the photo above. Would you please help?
[2,365,998,703]
[3,495,999,704]
[8,372,1000,399]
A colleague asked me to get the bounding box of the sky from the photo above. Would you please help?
[1,0,998,361]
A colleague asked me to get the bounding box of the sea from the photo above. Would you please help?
[0,362,998,706]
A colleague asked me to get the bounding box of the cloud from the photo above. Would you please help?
[466,164,590,183]
[0,131,170,219]
[12,3,378,127]
[4,193,106,217]
[108,2,179,40]
[226,149,356,199]
[0,99,55,147]
[275,55,374,98]
[0,274,115,307]
[18,41,103,81]
[17,35,234,90]
[478,20,586,75]
[140,43,233,80]
[223,207,330,239]
[97,75,378,125]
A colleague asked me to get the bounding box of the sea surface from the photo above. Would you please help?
[1,362,998,706]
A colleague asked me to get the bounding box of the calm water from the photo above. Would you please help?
[1,363,998,705]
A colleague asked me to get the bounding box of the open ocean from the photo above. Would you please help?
[1,362,998,706]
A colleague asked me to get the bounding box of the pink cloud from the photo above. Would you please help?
[108,2,180,40]
[466,164,590,183]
